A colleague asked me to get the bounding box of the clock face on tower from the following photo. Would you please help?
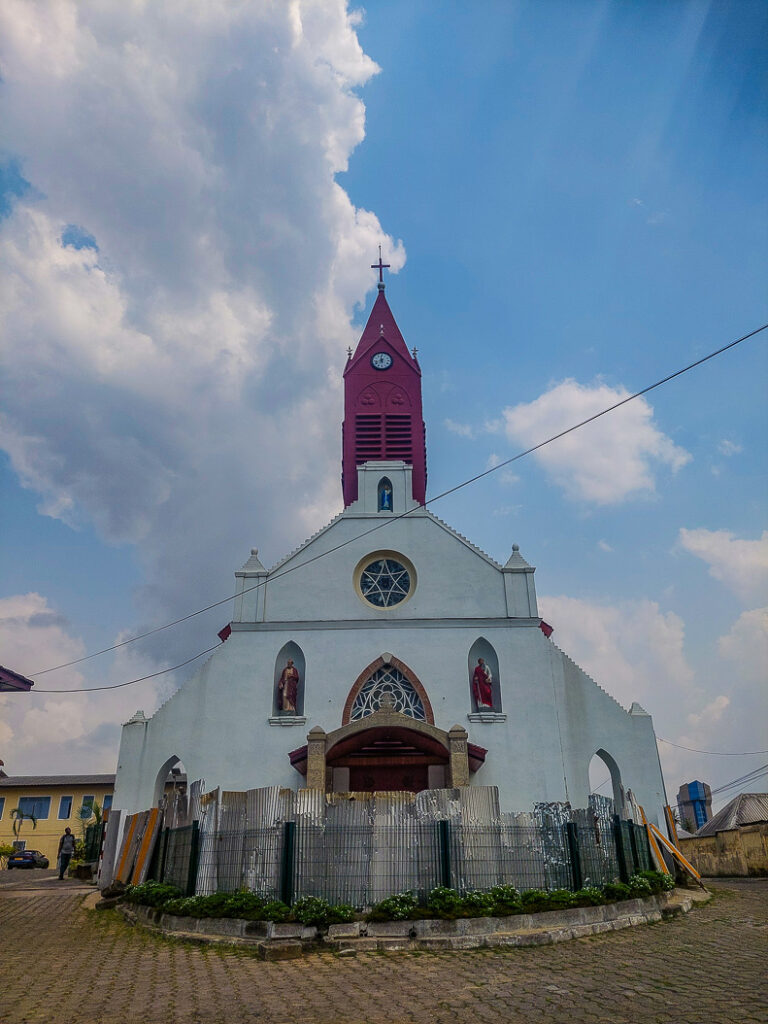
[370,351,393,370]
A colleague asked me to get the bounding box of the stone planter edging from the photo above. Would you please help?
[119,888,708,958]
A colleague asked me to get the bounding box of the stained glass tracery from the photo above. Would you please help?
[350,666,426,721]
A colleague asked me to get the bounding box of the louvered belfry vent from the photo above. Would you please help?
[355,414,383,461]
[385,415,412,460]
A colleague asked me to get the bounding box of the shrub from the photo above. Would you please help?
[366,891,418,922]
[220,891,268,920]
[603,881,631,902]
[425,886,464,918]
[162,896,199,917]
[638,869,674,893]
[489,884,522,915]
[124,881,183,907]
[546,888,576,910]
[627,875,653,898]
[520,888,551,913]
[260,901,291,922]
[160,893,290,921]
[459,891,496,917]
[572,887,605,907]
[291,895,355,928]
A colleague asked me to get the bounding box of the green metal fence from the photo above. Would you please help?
[150,815,654,905]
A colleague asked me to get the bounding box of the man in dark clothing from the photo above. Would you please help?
[58,827,76,879]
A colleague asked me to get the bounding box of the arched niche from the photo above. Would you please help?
[588,748,627,817]
[468,637,502,711]
[273,641,305,716]
[153,755,188,811]
[378,476,393,512]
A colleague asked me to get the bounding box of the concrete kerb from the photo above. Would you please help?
[116,887,709,958]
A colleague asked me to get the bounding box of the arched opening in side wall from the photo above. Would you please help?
[153,755,188,823]
[467,637,502,711]
[273,641,305,716]
[588,749,626,817]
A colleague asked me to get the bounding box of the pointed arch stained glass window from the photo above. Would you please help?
[359,557,411,607]
[350,666,426,721]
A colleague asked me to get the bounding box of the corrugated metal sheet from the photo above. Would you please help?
[696,792,768,836]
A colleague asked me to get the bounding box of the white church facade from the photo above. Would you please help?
[113,270,668,827]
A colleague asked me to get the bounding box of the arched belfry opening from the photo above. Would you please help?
[153,755,188,821]
[468,637,502,711]
[273,642,305,716]
[589,748,626,817]
[378,476,393,512]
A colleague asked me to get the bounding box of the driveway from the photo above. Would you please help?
[0,877,765,1023]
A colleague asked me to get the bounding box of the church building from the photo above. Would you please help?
[113,265,668,827]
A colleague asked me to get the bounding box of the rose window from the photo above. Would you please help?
[359,557,411,608]
[350,667,426,721]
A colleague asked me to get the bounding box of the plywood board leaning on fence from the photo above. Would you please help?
[114,810,150,884]
[131,807,163,884]
[649,821,707,890]
[638,805,670,874]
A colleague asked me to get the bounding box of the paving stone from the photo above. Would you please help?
[0,877,766,1024]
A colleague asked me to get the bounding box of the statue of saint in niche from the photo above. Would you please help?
[472,658,494,709]
[379,482,393,511]
[278,659,300,713]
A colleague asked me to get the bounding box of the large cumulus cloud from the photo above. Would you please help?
[0,1,404,669]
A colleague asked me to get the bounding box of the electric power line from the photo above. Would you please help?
[27,320,768,692]
[710,764,768,796]
[657,739,768,756]
[31,644,220,694]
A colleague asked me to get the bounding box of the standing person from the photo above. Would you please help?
[58,827,76,880]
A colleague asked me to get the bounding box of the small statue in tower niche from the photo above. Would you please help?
[379,482,393,511]
[472,658,494,709]
[278,659,300,714]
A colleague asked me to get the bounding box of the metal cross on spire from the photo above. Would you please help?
[371,245,390,286]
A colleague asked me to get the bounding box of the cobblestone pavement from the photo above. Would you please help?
[1,878,766,1024]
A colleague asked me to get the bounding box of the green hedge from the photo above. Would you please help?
[124,870,674,925]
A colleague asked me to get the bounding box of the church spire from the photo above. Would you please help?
[341,260,427,507]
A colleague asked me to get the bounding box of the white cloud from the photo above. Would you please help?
[538,594,694,712]
[0,1,405,656]
[597,539,613,552]
[502,379,690,504]
[678,529,768,604]
[0,593,179,774]
[718,607,768,684]
[717,439,742,457]
[445,419,476,439]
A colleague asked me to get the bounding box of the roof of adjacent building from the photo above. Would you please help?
[695,792,768,836]
[0,664,34,692]
[0,774,116,788]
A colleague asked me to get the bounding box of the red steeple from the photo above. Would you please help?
[342,277,426,507]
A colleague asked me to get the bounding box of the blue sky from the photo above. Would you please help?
[0,0,765,812]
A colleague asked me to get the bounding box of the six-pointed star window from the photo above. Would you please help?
[359,557,412,607]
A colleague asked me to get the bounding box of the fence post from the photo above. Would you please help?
[438,820,452,889]
[565,822,583,891]
[280,821,296,906]
[186,821,200,897]
[628,823,640,876]
[612,814,630,883]
[157,828,169,883]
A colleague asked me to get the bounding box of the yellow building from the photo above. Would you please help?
[0,774,115,864]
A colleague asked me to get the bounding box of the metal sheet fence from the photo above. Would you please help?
[152,817,656,905]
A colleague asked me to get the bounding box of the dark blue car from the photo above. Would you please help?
[7,849,49,869]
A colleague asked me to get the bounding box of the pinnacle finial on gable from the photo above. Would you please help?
[241,548,267,573]
[504,544,534,570]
